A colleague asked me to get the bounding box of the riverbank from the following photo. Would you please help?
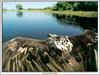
[3,9,98,18]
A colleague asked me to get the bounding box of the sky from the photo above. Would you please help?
[3,2,57,9]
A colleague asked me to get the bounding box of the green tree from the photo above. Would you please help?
[16,4,23,10]
[52,1,97,11]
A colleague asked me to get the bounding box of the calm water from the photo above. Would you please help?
[3,11,97,43]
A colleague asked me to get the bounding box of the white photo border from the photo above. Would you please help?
[0,0,100,75]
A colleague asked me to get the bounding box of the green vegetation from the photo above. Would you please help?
[16,4,23,10]
[52,1,97,11]
[3,9,97,18]
[3,1,98,18]
[44,10,97,17]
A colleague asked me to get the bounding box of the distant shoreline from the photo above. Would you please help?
[3,9,98,18]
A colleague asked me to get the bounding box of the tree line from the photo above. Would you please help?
[16,2,98,11]
[52,1,98,11]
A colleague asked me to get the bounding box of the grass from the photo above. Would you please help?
[48,10,97,18]
[42,10,97,18]
[3,9,98,18]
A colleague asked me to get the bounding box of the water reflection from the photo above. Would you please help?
[16,11,23,17]
[52,14,97,32]
[3,11,98,43]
